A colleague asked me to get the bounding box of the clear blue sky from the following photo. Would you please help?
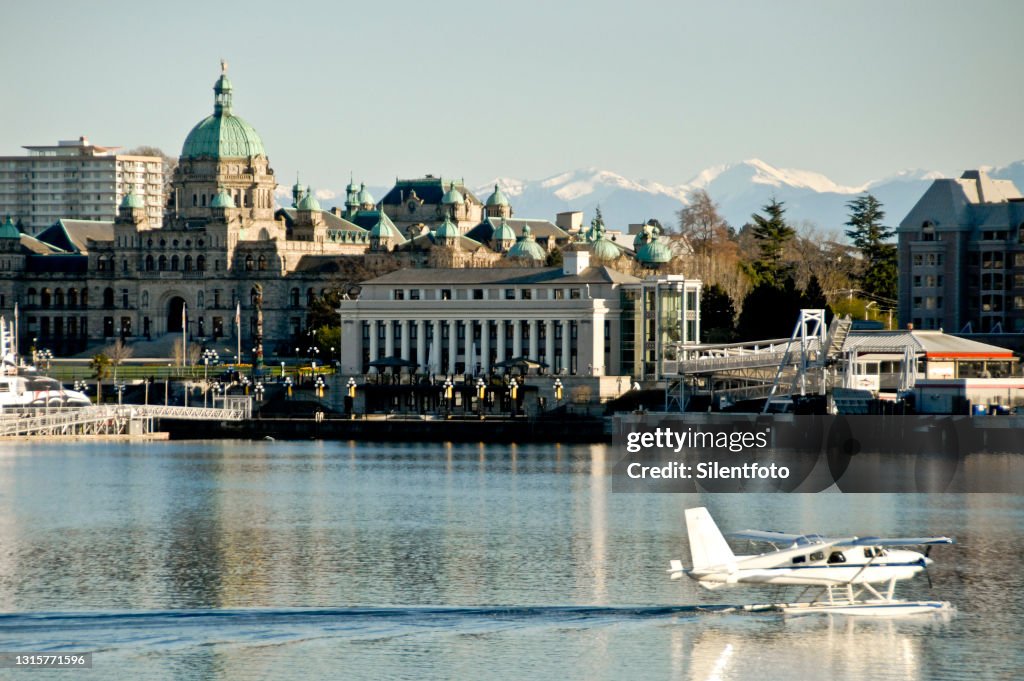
[2,0,1021,194]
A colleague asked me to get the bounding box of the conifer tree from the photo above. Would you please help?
[749,198,796,287]
[845,194,896,301]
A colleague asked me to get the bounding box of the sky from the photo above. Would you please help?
[2,0,1022,196]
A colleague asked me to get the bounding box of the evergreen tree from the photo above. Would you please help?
[845,194,897,300]
[736,276,803,341]
[749,198,796,287]
[699,284,737,343]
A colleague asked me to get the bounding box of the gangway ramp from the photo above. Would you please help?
[0,402,248,438]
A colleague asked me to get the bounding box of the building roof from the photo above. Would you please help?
[0,216,19,239]
[898,170,1024,233]
[464,217,569,244]
[276,207,366,234]
[210,188,236,209]
[380,177,482,207]
[361,264,641,287]
[843,330,1015,359]
[296,190,321,212]
[36,219,113,254]
[120,190,145,210]
[392,230,483,253]
[485,184,510,207]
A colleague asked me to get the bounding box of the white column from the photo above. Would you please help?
[448,319,457,373]
[384,320,394,358]
[528,319,539,361]
[512,319,522,358]
[416,320,426,370]
[368,320,379,371]
[481,320,491,373]
[400,319,410,360]
[544,319,555,368]
[496,320,506,363]
[432,317,440,372]
[562,320,572,374]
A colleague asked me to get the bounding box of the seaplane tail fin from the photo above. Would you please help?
[685,507,735,571]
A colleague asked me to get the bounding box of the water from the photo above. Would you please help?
[0,441,1020,680]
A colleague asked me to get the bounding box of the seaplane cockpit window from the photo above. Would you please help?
[827,551,847,564]
[809,551,825,562]
[791,555,806,564]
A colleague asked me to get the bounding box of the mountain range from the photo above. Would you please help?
[306,159,1024,235]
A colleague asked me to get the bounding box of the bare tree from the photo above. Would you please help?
[104,340,134,382]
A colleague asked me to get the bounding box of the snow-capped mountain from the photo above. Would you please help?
[301,158,1024,234]
[476,160,959,231]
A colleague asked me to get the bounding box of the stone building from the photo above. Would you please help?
[898,170,1024,333]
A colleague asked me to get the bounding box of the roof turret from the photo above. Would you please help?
[441,183,464,205]
[0,216,19,239]
[120,189,145,209]
[507,224,546,261]
[486,184,510,207]
[296,188,321,211]
[181,62,266,159]
[357,183,375,206]
[435,215,461,240]
[210,187,236,209]
[636,232,672,266]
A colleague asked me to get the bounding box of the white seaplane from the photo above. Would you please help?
[669,507,955,616]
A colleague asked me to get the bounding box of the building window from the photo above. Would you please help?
[393,289,405,300]
[145,255,154,271]
[921,221,935,241]
[473,289,484,300]
[184,255,193,272]
[159,255,167,271]
[441,289,451,300]
[171,255,179,271]
[258,255,267,271]
[521,289,532,300]
[570,288,581,299]
[197,255,206,271]
[290,288,300,307]
[103,287,114,309]
[245,255,254,271]
[554,289,564,300]
[504,289,515,300]
[409,289,420,300]
[122,289,129,308]
[306,288,315,307]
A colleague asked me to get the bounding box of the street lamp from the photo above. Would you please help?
[284,376,293,398]
[202,348,219,408]
[553,378,563,405]
[254,381,264,401]
[240,375,251,395]
[865,301,877,321]
[475,377,485,418]
[314,375,325,401]
[346,377,357,418]
[509,377,518,417]
[74,379,89,404]
[116,381,126,406]
[443,378,453,417]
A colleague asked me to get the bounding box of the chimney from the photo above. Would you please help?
[563,249,589,276]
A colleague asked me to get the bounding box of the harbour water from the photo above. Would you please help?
[0,441,1020,680]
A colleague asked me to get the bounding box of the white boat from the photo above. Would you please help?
[0,315,89,409]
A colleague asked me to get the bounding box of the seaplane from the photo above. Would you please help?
[669,507,955,616]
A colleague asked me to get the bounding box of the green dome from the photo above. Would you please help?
[120,189,144,209]
[435,216,461,240]
[181,68,265,159]
[486,184,509,207]
[210,188,236,208]
[441,184,464,205]
[591,236,620,261]
[507,225,546,261]
[370,213,399,240]
[357,183,375,206]
[0,216,19,239]
[637,234,672,265]
[633,231,646,248]
[492,218,516,243]
[296,189,321,211]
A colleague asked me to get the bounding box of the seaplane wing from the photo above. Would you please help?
[728,530,829,546]
[839,536,955,547]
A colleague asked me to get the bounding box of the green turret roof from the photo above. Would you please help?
[441,184,464,205]
[357,183,375,206]
[181,64,266,159]
[507,225,546,261]
[120,189,145,209]
[492,217,516,243]
[297,189,321,211]
[210,188,236,208]
[0,216,19,239]
[591,235,620,261]
[486,184,509,207]
[370,212,400,240]
[435,215,461,240]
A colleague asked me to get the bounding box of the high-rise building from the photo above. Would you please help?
[898,169,1024,333]
[0,137,163,234]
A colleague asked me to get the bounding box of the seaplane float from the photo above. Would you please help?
[669,507,954,616]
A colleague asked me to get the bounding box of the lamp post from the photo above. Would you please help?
[202,348,219,408]
[284,376,293,398]
[116,381,126,406]
[74,379,89,404]
[37,348,53,371]
[346,377,356,418]
[509,377,518,417]
[553,378,563,406]
[475,377,485,419]
[314,375,325,402]
[254,381,264,402]
[240,375,251,395]
[443,378,453,417]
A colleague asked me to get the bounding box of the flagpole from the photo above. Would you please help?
[182,303,187,367]
[236,301,241,366]
[13,302,18,363]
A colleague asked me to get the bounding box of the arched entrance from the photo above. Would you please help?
[168,296,186,333]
